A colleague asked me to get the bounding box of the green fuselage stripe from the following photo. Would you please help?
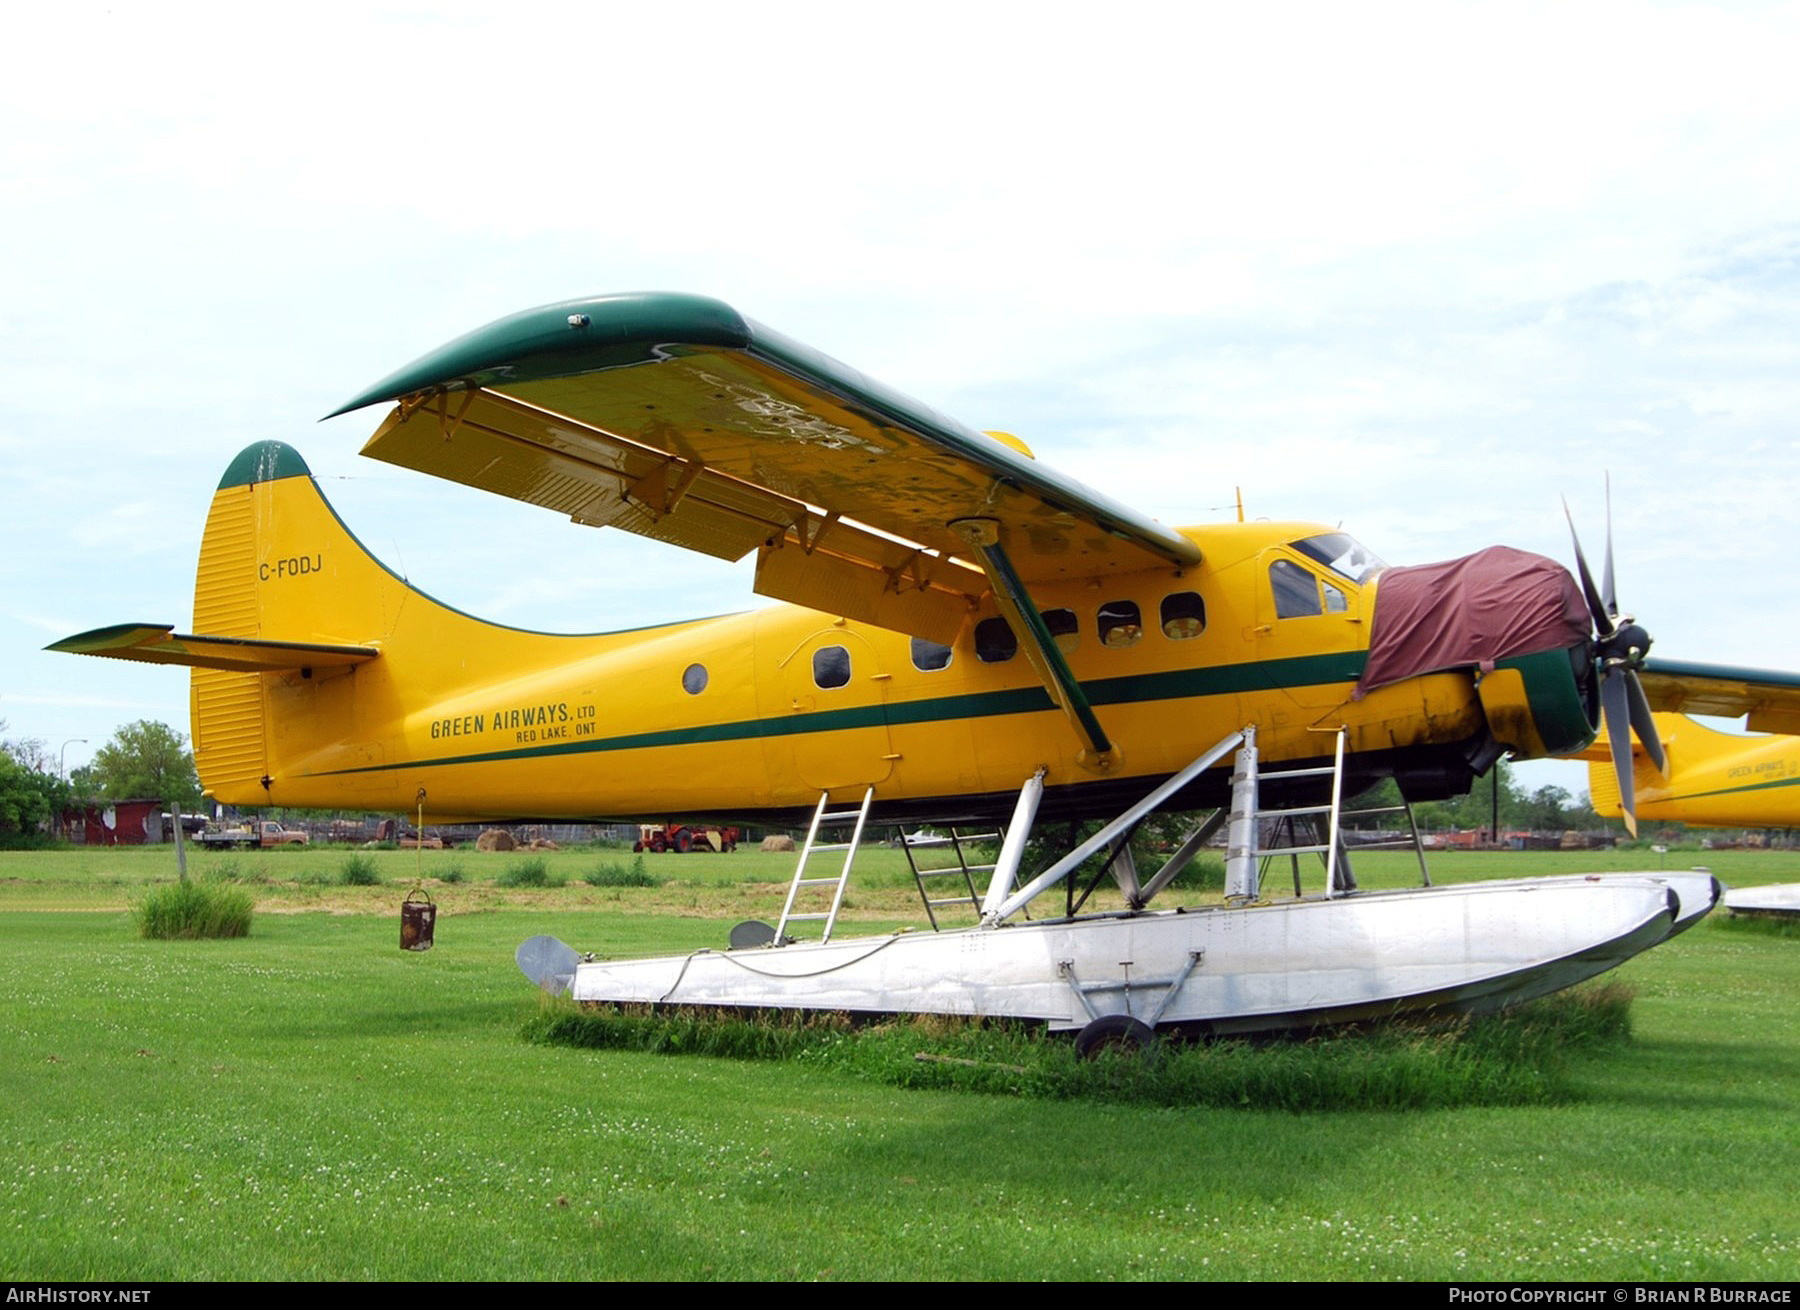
[1659,774,1800,803]
[301,649,1370,779]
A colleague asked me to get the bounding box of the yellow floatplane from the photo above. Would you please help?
[54,294,1798,1039]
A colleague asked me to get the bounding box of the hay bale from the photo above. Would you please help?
[476,828,517,852]
[760,834,796,852]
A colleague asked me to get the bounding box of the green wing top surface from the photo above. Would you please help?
[1641,657,1800,734]
[331,293,1200,601]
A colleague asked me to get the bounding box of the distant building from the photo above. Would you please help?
[62,799,166,845]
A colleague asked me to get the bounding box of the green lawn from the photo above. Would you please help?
[2,845,1797,1280]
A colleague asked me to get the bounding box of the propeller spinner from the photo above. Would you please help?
[1564,489,1666,836]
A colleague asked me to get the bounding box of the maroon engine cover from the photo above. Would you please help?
[1357,546,1589,696]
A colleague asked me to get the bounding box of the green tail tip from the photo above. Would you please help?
[218,442,311,490]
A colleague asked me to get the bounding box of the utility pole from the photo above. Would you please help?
[58,738,85,841]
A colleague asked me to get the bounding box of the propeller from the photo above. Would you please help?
[1564,482,1665,837]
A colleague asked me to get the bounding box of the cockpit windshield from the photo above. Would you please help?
[1292,533,1386,585]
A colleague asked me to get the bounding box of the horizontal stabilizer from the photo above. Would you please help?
[47,624,379,674]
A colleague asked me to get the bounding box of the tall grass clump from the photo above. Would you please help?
[202,857,244,883]
[338,853,382,885]
[438,860,466,885]
[584,855,658,888]
[133,880,254,940]
[497,856,563,888]
[526,984,1635,1111]
[199,856,270,887]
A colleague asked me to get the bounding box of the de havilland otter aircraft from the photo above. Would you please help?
[52,293,1800,1040]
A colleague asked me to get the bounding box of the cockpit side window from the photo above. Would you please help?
[1292,532,1386,584]
[1271,559,1322,618]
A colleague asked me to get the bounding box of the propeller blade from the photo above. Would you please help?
[1562,500,1612,635]
[1626,670,1667,776]
[1601,474,1617,617]
[1602,672,1638,838]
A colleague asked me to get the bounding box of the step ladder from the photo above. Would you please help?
[1226,725,1353,902]
[774,788,875,945]
[899,826,1000,929]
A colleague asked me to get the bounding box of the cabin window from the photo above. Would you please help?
[1043,608,1079,655]
[813,645,852,689]
[1097,600,1142,648]
[681,663,708,695]
[1323,581,1348,613]
[974,617,1018,663]
[1271,559,1322,618]
[1161,592,1206,639]
[910,637,953,672]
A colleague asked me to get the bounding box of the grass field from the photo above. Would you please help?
[3,843,1798,1280]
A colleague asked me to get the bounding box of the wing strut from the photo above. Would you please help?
[949,517,1117,771]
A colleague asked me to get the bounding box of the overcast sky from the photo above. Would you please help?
[3,0,1796,804]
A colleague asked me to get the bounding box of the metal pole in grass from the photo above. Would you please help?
[1492,764,1500,850]
[58,738,85,839]
[172,797,188,884]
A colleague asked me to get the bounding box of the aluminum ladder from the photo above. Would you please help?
[775,788,875,945]
[899,826,1001,929]
[1225,725,1359,902]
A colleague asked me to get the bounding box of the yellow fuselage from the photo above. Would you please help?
[190,459,1490,824]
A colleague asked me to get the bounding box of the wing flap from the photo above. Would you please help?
[754,529,983,647]
[48,624,379,674]
[364,389,804,563]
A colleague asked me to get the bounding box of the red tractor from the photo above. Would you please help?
[632,822,740,853]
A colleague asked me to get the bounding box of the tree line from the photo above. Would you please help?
[1342,762,1606,834]
[1,719,200,842]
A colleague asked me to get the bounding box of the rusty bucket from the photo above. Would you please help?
[400,889,437,952]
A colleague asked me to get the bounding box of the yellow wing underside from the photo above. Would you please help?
[359,346,1194,645]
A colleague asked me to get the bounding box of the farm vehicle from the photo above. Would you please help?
[198,820,310,849]
[632,822,740,853]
